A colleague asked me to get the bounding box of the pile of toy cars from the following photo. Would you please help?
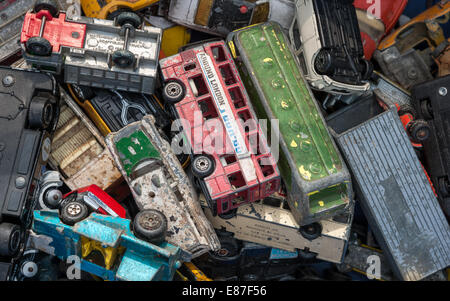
[0,0,449,282]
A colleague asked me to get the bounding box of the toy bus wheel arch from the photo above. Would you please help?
[299,223,322,240]
[0,223,22,257]
[112,50,135,68]
[34,0,59,17]
[28,96,55,129]
[314,49,335,75]
[116,12,142,28]
[25,37,52,56]
[163,80,186,104]
[59,200,89,226]
[192,155,215,178]
[133,209,167,244]
[409,120,431,142]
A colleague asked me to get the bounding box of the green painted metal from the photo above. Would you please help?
[115,130,161,177]
[229,22,352,223]
[235,23,342,182]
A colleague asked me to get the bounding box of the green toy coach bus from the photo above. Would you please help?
[227,22,353,226]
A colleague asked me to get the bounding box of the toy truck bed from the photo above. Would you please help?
[327,94,450,281]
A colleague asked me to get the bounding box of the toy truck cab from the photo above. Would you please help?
[289,0,372,95]
[0,67,59,260]
[159,40,281,218]
[20,0,162,94]
[106,115,221,260]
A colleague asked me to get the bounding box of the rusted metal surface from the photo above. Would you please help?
[49,89,122,191]
[105,115,220,261]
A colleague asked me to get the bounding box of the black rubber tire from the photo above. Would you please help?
[116,12,141,28]
[28,96,54,129]
[59,200,89,226]
[314,48,334,75]
[34,0,59,17]
[218,208,237,220]
[409,119,431,142]
[398,104,416,118]
[360,59,373,80]
[0,223,22,257]
[299,222,322,240]
[26,36,52,56]
[133,209,167,244]
[191,155,215,178]
[163,80,186,104]
[421,100,434,120]
[112,49,135,68]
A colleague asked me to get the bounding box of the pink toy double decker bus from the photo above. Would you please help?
[159,40,280,218]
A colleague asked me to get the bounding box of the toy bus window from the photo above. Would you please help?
[211,45,227,62]
[228,171,246,189]
[189,75,209,97]
[262,197,282,208]
[221,200,229,212]
[184,63,196,71]
[231,194,246,207]
[198,98,219,119]
[255,141,268,157]
[220,154,237,166]
[238,110,255,133]
[258,158,275,177]
[229,87,245,108]
[219,64,237,85]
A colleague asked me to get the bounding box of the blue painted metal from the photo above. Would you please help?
[32,210,182,281]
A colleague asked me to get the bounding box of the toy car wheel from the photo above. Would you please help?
[0,223,22,257]
[163,80,186,104]
[192,155,215,178]
[360,59,373,80]
[299,222,322,240]
[112,49,135,68]
[59,200,89,226]
[133,209,167,244]
[34,0,59,17]
[314,49,334,75]
[26,36,52,56]
[398,104,416,118]
[420,100,434,120]
[43,188,63,209]
[408,120,431,142]
[116,12,142,28]
[28,96,54,129]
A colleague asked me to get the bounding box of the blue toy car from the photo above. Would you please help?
[31,210,182,281]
